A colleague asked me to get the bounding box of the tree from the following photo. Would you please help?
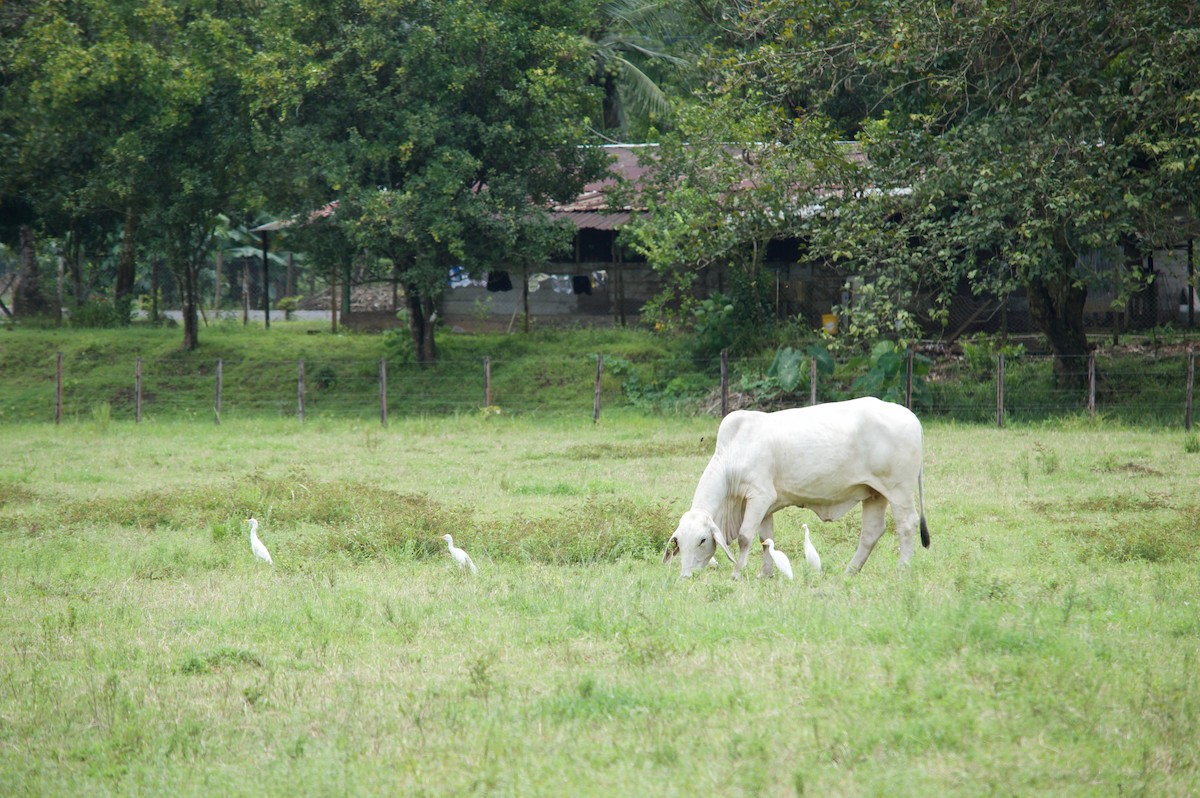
[271,0,608,362]
[1,0,268,347]
[700,0,1200,384]
[623,97,852,346]
[585,0,692,135]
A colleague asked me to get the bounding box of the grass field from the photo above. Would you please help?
[1,413,1198,796]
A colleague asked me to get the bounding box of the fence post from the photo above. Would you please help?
[135,358,142,424]
[905,349,914,409]
[720,348,729,417]
[1087,351,1096,421]
[298,360,306,422]
[593,354,603,424]
[214,359,223,425]
[484,356,491,408]
[810,355,818,406]
[379,357,388,427]
[1187,348,1195,432]
[55,352,63,424]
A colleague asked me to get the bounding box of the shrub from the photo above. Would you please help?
[70,299,128,329]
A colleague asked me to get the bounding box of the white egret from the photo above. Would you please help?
[441,534,477,574]
[761,538,793,580]
[247,517,273,565]
[803,523,822,575]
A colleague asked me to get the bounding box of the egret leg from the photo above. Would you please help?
[846,494,888,574]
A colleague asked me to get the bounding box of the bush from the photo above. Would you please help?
[70,299,128,328]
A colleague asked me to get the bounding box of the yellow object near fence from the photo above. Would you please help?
[821,313,838,334]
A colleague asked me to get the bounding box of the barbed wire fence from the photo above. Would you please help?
[18,346,1200,429]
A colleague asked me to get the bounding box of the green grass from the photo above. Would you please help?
[1,415,1198,796]
[4,323,1200,424]
[0,322,693,423]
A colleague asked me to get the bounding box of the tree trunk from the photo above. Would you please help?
[242,257,250,325]
[13,225,49,317]
[406,285,439,363]
[68,237,84,305]
[522,263,530,334]
[1026,252,1090,390]
[150,256,160,322]
[213,250,223,312]
[260,231,270,330]
[181,260,200,350]
[115,208,137,320]
[330,266,338,333]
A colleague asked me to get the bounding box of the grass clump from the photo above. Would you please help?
[178,648,264,675]
[1073,506,1200,564]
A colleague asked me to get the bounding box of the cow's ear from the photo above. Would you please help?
[662,534,679,564]
[712,523,736,564]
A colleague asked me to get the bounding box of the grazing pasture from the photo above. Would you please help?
[1,414,1198,796]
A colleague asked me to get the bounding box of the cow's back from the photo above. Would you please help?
[716,399,922,495]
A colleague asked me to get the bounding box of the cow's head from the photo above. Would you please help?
[663,509,735,577]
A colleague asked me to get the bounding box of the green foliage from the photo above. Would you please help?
[767,344,833,393]
[848,341,932,406]
[69,300,129,329]
[960,333,1026,376]
[276,296,303,321]
[271,0,609,360]
[688,287,776,365]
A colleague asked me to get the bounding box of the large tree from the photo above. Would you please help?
[636,0,1200,384]
[1,0,270,347]
[272,0,608,362]
[817,0,1200,383]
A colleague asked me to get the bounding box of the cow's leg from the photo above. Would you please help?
[733,497,772,579]
[891,495,920,568]
[758,514,776,577]
[846,494,888,574]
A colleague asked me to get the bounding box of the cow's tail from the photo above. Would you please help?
[918,468,930,548]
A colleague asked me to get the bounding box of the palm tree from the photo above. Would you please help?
[585,0,692,134]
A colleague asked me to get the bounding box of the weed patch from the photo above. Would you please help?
[1093,457,1164,476]
[490,495,675,563]
[0,482,36,507]
[178,648,265,675]
[563,439,711,460]
[1072,506,1199,563]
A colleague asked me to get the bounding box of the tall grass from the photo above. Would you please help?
[1,416,1198,795]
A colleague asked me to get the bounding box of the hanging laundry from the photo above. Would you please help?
[572,275,592,295]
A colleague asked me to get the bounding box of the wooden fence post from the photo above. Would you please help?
[135,358,142,424]
[55,351,63,424]
[484,356,491,407]
[298,360,306,422]
[905,349,914,409]
[1087,351,1096,421]
[1187,348,1195,432]
[720,348,728,417]
[997,353,1005,428]
[214,359,223,425]
[810,355,818,407]
[593,354,603,424]
[379,358,388,427]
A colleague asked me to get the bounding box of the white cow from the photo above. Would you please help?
[662,397,929,578]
